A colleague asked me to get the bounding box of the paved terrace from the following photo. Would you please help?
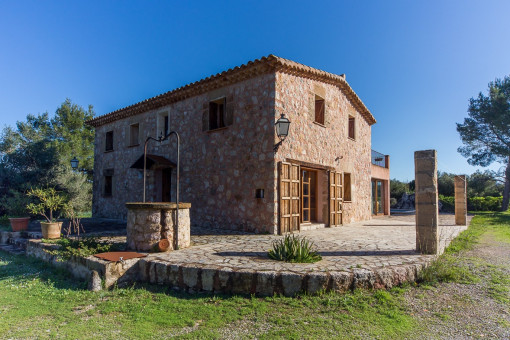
[139,214,471,295]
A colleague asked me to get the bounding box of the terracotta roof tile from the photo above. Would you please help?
[86,55,376,127]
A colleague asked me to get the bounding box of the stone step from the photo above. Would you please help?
[0,244,26,256]
[8,237,29,250]
[300,223,327,231]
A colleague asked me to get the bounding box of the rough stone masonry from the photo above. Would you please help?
[455,175,467,226]
[415,150,439,255]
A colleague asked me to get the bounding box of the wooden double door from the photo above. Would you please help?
[279,162,343,234]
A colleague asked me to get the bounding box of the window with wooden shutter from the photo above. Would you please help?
[348,116,355,140]
[129,123,139,146]
[314,95,325,125]
[209,98,226,130]
[164,116,169,136]
[157,112,169,137]
[104,176,112,197]
[225,95,234,126]
[105,131,113,151]
[344,172,352,202]
[103,169,114,197]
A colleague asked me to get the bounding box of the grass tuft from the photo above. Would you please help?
[268,234,322,263]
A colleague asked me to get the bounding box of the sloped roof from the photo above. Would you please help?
[87,55,376,127]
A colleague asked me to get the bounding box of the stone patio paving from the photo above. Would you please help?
[134,214,471,295]
[149,214,470,273]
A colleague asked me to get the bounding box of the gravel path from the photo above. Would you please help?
[404,232,510,339]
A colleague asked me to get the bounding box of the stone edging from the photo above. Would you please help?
[138,259,429,296]
[13,238,435,296]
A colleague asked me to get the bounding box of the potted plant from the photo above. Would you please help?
[4,190,31,232]
[27,187,66,239]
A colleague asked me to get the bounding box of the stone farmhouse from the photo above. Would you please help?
[86,55,390,234]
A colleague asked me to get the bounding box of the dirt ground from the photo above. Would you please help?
[405,233,510,339]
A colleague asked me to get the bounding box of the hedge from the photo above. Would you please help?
[439,195,503,212]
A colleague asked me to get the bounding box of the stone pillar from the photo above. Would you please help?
[455,175,467,225]
[415,150,439,254]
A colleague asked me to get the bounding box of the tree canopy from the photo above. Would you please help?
[457,76,510,211]
[0,99,94,216]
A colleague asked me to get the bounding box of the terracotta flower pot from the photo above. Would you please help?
[8,217,30,232]
[40,221,63,239]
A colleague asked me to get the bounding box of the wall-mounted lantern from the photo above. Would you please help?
[255,188,265,199]
[70,157,79,170]
[70,156,92,174]
[274,113,291,152]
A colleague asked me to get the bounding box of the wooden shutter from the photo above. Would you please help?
[279,162,300,234]
[348,117,355,139]
[202,102,209,131]
[329,171,343,227]
[225,95,234,126]
[315,98,325,125]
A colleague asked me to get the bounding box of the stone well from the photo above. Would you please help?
[126,202,191,252]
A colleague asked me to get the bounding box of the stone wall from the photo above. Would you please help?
[273,72,373,225]
[92,73,276,233]
[26,240,140,289]
[126,203,191,251]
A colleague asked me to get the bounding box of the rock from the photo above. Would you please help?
[256,271,277,296]
[281,272,303,297]
[394,193,415,210]
[374,268,394,289]
[352,268,375,289]
[330,271,353,292]
[182,266,199,290]
[201,267,216,292]
[306,272,329,294]
[88,270,102,291]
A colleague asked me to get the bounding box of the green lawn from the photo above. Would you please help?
[0,212,509,339]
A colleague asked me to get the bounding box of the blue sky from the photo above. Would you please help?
[0,0,509,180]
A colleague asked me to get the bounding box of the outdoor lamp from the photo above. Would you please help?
[274,113,291,152]
[70,157,79,170]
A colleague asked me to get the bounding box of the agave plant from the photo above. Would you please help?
[268,234,322,263]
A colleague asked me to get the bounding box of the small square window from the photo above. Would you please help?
[209,98,226,130]
[314,95,325,125]
[105,131,113,151]
[344,173,352,201]
[348,116,355,140]
[104,175,112,197]
[129,123,139,146]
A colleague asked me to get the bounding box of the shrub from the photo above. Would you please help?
[439,195,503,212]
[43,237,124,260]
[439,195,455,213]
[1,189,32,217]
[268,234,322,263]
[468,196,502,211]
[26,187,67,222]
